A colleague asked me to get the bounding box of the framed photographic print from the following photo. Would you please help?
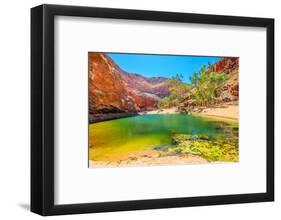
[31,4,274,216]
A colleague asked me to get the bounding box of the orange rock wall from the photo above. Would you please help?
[89,53,168,114]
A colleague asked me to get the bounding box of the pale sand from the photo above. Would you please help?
[144,107,178,114]
[195,102,239,120]
[144,103,238,120]
[89,153,208,168]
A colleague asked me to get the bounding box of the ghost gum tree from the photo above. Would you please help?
[157,64,228,110]
[157,74,191,109]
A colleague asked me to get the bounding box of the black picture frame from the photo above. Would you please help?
[31,4,274,216]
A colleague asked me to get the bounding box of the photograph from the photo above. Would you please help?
[88,52,239,168]
[28,3,274,216]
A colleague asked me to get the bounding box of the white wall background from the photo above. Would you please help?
[0,0,279,219]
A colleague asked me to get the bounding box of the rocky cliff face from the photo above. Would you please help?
[212,57,238,74]
[212,57,239,102]
[88,52,169,119]
[179,57,239,113]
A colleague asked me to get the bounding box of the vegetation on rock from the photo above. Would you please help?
[157,64,230,112]
[157,74,191,109]
[157,133,239,162]
[190,65,228,106]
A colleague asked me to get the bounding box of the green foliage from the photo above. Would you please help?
[157,64,228,110]
[157,74,191,109]
[157,96,173,109]
[191,65,228,106]
[161,134,239,162]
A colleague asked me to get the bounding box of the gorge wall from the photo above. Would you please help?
[212,57,239,102]
[88,52,169,122]
[179,57,239,112]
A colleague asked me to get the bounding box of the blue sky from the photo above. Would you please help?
[108,53,221,83]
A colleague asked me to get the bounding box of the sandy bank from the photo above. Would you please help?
[89,154,208,168]
[89,149,208,168]
[144,107,179,114]
[193,102,239,120]
[144,102,238,120]
[90,102,238,122]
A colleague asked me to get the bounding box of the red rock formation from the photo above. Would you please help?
[212,57,239,74]
[88,52,169,116]
[179,57,239,113]
[212,57,239,101]
[89,53,135,114]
